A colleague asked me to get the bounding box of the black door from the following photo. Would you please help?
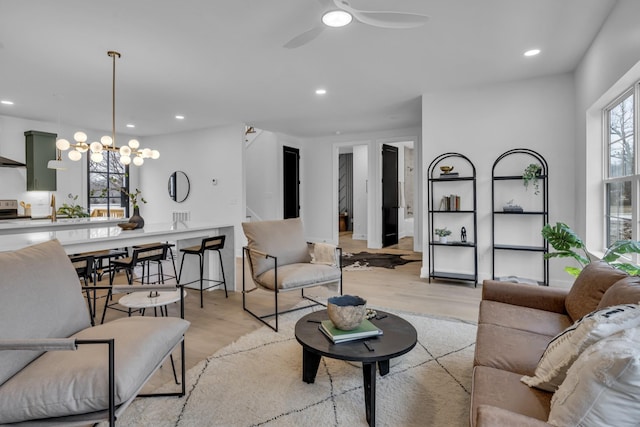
[283,146,300,219]
[382,144,398,247]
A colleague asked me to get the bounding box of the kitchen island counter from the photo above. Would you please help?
[0,217,123,235]
[0,221,236,291]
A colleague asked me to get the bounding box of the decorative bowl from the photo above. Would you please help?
[327,295,367,330]
[117,222,138,230]
[440,166,454,174]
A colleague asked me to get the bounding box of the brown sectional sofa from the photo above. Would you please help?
[470,261,640,426]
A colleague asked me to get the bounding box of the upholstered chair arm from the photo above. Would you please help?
[482,280,568,314]
[0,338,78,351]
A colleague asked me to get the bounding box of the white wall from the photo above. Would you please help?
[139,124,245,253]
[0,115,140,217]
[245,129,279,221]
[352,144,368,240]
[422,73,576,286]
[574,0,640,251]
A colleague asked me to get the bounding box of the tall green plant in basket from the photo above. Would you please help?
[542,222,640,277]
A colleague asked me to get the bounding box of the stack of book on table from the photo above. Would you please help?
[320,319,383,344]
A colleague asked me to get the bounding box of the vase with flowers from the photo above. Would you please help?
[125,188,147,229]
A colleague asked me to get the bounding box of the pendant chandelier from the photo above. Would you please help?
[55,51,159,166]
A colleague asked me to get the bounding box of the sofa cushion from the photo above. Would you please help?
[598,275,640,309]
[471,366,552,427]
[0,239,91,386]
[564,261,627,321]
[242,218,312,276]
[548,327,640,427]
[0,316,190,424]
[521,303,640,392]
[479,300,572,337]
[474,324,553,376]
[256,262,341,290]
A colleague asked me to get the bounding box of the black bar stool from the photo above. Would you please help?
[178,235,227,308]
[132,242,178,284]
[101,244,168,323]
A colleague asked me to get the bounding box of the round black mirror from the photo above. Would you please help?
[168,171,190,203]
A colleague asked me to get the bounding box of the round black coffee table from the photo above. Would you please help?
[295,309,417,427]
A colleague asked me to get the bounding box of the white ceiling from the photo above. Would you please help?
[0,0,616,139]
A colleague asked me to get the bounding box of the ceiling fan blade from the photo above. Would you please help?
[283,26,325,49]
[334,0,429,29]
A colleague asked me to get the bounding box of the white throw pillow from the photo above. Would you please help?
[548,327,640,427]
[521,303,640,392]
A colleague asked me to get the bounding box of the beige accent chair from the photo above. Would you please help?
[0,239,189,426]
[242,218,342,331]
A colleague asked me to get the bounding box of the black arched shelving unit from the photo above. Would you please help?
[427,152,478,286]
[491,148,549,285]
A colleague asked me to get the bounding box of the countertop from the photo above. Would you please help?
[0,221,235,253]
[0,217,123,235]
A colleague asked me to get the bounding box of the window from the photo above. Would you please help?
[88,151,129,218]
[604,87,637,247]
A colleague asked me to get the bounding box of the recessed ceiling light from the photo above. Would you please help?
[1,100,14,105]
[126,123,135,128]
[524,49,541,57]
[175,115,185,120]
[322,10,353,27]
[315,89,327,95]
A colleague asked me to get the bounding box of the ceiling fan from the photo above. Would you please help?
[284,0,429,49]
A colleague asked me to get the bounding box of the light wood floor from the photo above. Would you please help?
[94,233,482,389]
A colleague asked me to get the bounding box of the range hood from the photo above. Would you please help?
[0,156,26,168]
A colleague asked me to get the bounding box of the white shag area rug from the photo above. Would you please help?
[114,306,477,427]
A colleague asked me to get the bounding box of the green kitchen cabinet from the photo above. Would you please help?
[25,130,57,191]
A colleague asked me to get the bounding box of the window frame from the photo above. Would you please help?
[603,83,639,255]
[87,151,130,218]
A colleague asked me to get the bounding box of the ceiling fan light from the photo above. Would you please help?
[322,10,352,27]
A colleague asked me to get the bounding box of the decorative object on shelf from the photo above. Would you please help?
[440,165,454,174]
[542,222,640,277]
[435,227,452,243]
[327,295,367,330]
[503,199,524,212]
[56,194,89,218]
[439,194,461,211]
[461,227,467,243]
[54,51,159,166]
[523,163,542,194]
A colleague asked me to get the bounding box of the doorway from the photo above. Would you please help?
[283,146,300,219]
[382,144,399,247]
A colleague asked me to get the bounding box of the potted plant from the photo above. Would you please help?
[56,194,90,218]
[523,163,542,195]
[542,222,640,277]
[123,188,147,229]
[435,227,452,244]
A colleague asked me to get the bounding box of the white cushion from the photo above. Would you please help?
[521,303,640,391]
[0,239,91,386]
[242,219,311,276]
[256,263,341,290]
[548,327,640,427]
